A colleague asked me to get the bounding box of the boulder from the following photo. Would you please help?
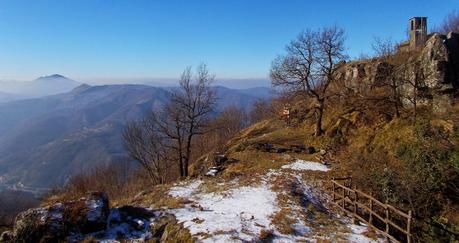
[79,192,110,233]
[275,147,289,153]
[255,142,273,152]
[0,231,13,243]
[306,146,316,154]
[13,203,66,242]
[7,192,109,242]
[213,154,228,166]
[290,144,306,153]
[150,214,193,243]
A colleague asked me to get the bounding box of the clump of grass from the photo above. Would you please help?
[134,184,192,209]
[259,229,275,242]
[271,209,296,235]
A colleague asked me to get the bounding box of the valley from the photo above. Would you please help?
[0,82,271,190]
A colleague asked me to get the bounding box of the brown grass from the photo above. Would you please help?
[259,229,275,241]
[271,209,297,235]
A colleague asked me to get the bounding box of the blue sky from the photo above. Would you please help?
[0,0,456,84]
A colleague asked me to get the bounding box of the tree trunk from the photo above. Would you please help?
[178,141,184,178]
[315,98,324,136]
[392,78,400,118]
[184,134,193,177]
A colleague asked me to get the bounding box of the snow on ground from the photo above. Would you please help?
[165,159,381,242]
[69,208,158,242]
[281,159,330,172]
[168,180,203,198]
[169,183,278,242]
[345,222,384,243]
[97,209,154,242]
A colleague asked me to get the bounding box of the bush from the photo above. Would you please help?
[347,117,459,241]
[48,161,152,205]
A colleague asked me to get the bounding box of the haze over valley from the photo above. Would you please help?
[0,76,271,189]
[1,1,459,242]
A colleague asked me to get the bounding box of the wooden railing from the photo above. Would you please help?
[331,177,412,243]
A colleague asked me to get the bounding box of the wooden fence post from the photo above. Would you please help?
[369,194,373,225]
[385,204,390,235]
[407,210,412,243]
[353,186,358,223]
[332,178,335,203]
[331,180,413,243]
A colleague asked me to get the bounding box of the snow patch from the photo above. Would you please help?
[345,222,382,243]
[168,180,203,198]
[169,183,278,242]
[81,208,155,242]
[86,197,106,221]
[205,167,219,177]
[282,159,330,172]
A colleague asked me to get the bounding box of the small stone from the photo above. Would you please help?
[0,231,13,242]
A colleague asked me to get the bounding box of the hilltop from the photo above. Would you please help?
[2,15,459,243]
[0,74,81,98]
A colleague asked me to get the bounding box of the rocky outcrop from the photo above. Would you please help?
[335,32,459,112]
[0,232,12,242]
[1,192,110,242]
[150,214,193,243]
[0,192,192,243]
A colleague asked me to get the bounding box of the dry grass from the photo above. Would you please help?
[135,184,191,209]
[259,229,275,241]
[268,170,337,237]
[63,200,90,226]
[81,236,98,243]
[271,208,297,235]
[371,118,415,153]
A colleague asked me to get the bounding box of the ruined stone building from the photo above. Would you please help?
[409,17,428,49]
[399,17,428,51]
[336,17,459,112]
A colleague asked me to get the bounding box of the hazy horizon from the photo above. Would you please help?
[0,75,271,89]
[0,0,455,83]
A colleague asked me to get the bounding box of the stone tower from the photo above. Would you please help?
[409,17,427,49]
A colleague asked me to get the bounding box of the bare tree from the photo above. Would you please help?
[122,118,171,184]
[249,98,274,123]
[270,26,347,136]
[149,101,187,179]
[435,10,459,34]
[171,64,217,177]
[271,29,316,94]
[314,26,347,135]
[214,106,248,138]
[372,37,396,58]
[399,59,433,122]
[371,37,403,118]
[194,106,248,154]
[125,65,216,180]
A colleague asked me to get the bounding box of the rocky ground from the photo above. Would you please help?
[1,158,384,242]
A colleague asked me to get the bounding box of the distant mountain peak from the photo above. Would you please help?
[36,74,69,80]
[70,84,92,93]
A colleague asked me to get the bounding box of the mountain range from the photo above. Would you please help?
[0,79,272,189]
[0,74,81,99]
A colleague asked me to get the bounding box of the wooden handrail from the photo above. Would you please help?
[331,180,412,243]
